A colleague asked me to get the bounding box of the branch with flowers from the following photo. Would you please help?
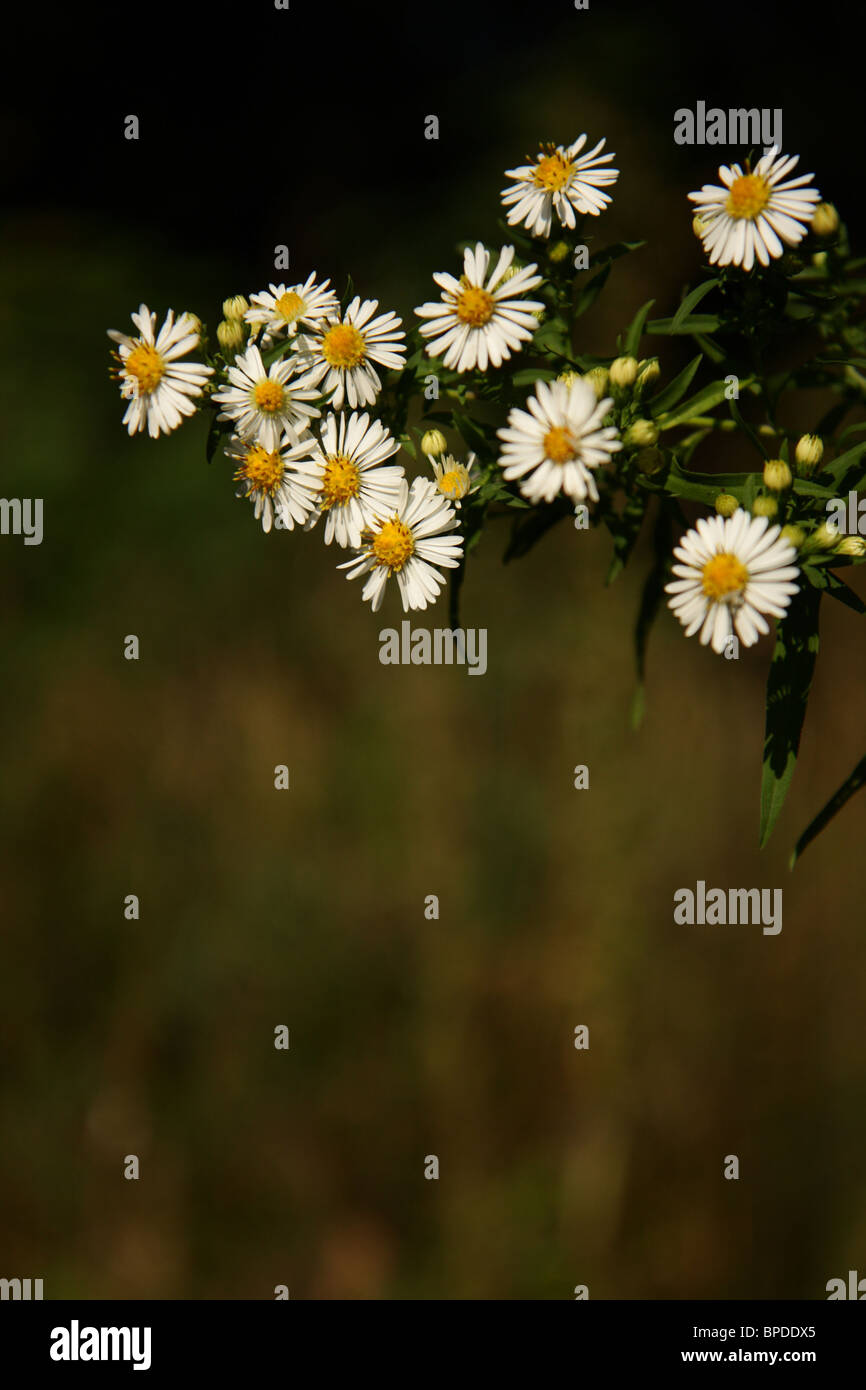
[107,136,866,862]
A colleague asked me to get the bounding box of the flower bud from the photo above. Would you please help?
[548,240,571,264]
[714,493,739,518]
[636,358,661,393]
[752,495,779,519]
[763,458,792,492]
[758,424,777,438]
[624,418,658,448]
[812,251,828,271]
[808,520,841,550]
[836,535,866,557]
[794,434,823,475]
[811,203,839,238]
[222,295,249,320]
[692,213,707,238]
[583,366,609,399]
[217,317,245,353]
[557,369,581,388]
[636,446,665,476]
[609,355,638,391]
[420,428,448,457]
[780,524,806,549]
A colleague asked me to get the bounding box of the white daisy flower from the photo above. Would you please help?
[338,477,463,613]
[501,136,619,238]
[688,146,821,271]
[296,297,406,411]
[211,343,320,451]
[107,304,213,438]
[430,452,480,508]
[305,411,406,548]
[665,509,800,654]
[225,432,321,534]
[244,273,339,346]
[415,243,544,373]
[497,377,622,505]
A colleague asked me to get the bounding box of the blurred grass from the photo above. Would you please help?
[1,41,866,1299]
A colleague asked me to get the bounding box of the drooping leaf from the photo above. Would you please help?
[648,354,702,416]
[574,265,611,319]
[759,587,821,848]
[623,299,656,357]
[670,278,720,331]
[657,376,751,432]
[647,314,722,335]
[503,497,572,563]
[605,493,648,584]
[630,502,674,729]
[790,753,866,867]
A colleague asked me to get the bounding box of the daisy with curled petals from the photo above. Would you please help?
[225,432,321,534]
[497,377,622,505]
[107,304,213,438]
[296,298,406,411]
[501,136,619,238]
[212,343,320,451]
[688,146,821,271]
[305,411,406,549]
[430,452,480,509]
[415,243,543,373]
[665,509,800,654]
[338,477,463,613]
[244,273,339,347]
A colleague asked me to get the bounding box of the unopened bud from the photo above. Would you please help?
[624,418,658,448]
[222,295,249,320]
[836,535,866,557]
[217,317,245,353]
[780,524,806,549]
[714,493,739,518]
[811,203,839,238]
[583,366,609,399]
[692,214,707,238]
[548,240,571,264]
[794,434,824,475]
[636,358,661,393]
[752,495,779,519]
[763,458,792,492]
[420,428,448,457]
[609,356,638,391]
[557,370,581,388]
[809,520,841,550]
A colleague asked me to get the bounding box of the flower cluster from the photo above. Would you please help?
[107,134,866,854]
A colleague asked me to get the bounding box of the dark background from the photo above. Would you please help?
[1,1,864,1298]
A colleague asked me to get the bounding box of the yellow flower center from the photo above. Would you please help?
[543,425,577,464]
[320,453,361,507]
[322,323,366,369]
[437,468,466,499]
[125,343,165,395]
[454,284,495,327]
[274,291,305,323]
[235,445,284,497]
[372,518,415,572]
[701,552,749,601]
[533,152,574,192]
[253,378,285,413]
[725,174,771,221]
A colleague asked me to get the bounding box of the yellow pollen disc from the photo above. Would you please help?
[454,284,495,327]
[543,425,577,464]
[275,291,304,323]
[438,469,465,498]
[125,343,165,395]
[253,378,285,413]
[320,453,361,507]
[725,174,771,221]
[533,152,574,192]
[322,323,366,369]
[235,445,284,497]
[701,552,749,601]
[372,518,415,572]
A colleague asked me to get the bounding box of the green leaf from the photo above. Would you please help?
[790,753,866,867]
[451,410,495,460]
[205,413,224,465]
[657,376,750,432]
[605,494,648,584]
[623,299,655,357]
[825,569,866,615]
[759,588,821,848]
[670,278,720,331]
[648,354,702,416]
[589,240,646,269]
[511,366,558,386]
[821,440,866,490]
[630,503,673,729]
[647,314,722,335]
[503,497,572,563]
